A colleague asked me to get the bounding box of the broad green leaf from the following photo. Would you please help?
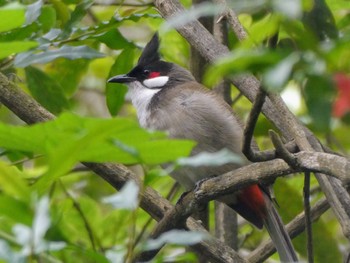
[263,53,300,92]
[47,59,89,96]
[61,0,93,38]
[303,75,335,132]
[74,13,161,42]
[0,41,38,59]
[98,29,133,50]
[51,0,70,26]
[272,0,302,19]
[0,239,24,263]
[144,230,208,251]
[25,0,43,25]
[25,66,70,114]
[0,113,194,189]
[132,139,196,164]
[323,37,350,70]
[0,23,38,42]
[0,7,25,32]
[106,47,136,115]
[242,14,280,47]
[15,45,105,68]
[102,180,139,210]
[38,5,56,32]
[177,149,243,167]
[13,224,32,248]
[204,49,285,86]
[0,196,32,225]
[0,161,30,201]
[303,0,338,40]
[33,196,51,246]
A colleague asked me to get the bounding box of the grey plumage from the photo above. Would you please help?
[108,32,298,262]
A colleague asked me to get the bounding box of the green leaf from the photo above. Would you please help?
[144,230,208,251]
[176,149,243,167]
[25,66,70,114]
[0,239,24,263]
[0,161,30,201]
[47,59,89,96]
[33,196,51,245]
[106,47,136,115]
[0,113,194,190]
[98,29,132,50]
[61,0,93,38]
[0,7,25,32]
[51,0,70,26]
[272,0,302,19]
[242,14,280,47]
[102,180,139,210]
[0,23,38,41]
[0,195,32,225]
[15,45,104,68]
[25,0,43,25]
[303,0,338,40]
[0,41,38,59]
[204,49,284,86]
[38,5,57,32]
[263,53,300,92]
[303,75,335,132]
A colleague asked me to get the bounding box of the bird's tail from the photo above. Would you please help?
[262,193,298,262]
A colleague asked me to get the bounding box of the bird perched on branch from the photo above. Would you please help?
[108,33,298,262]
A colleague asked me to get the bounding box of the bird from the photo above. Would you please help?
[108,33,298,262]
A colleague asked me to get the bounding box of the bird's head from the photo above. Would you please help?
[108,33,194,90]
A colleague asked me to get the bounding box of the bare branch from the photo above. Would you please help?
[215,202,238,250]
[304,172,314,263]
[242,87,271,162]
[214,0,248,41]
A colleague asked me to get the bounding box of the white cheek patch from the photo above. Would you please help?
[126,81,161,128]
[143,76,169,89]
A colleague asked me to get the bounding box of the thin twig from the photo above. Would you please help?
[304,171,314,263]
[133,183,180,249]
[269,130,299,169]
[59,181,101,252]
[242,86,270,162]
[215,0,248,41]
[93,0,153,7]
[10,154,44,166]
[231,92,243,106]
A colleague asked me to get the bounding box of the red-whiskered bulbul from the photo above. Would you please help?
[108,33,298,262]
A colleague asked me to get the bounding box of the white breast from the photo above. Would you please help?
[126,81,160,128]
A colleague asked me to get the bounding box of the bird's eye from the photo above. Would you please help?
[143,69,150,76]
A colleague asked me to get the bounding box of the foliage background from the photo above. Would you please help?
[0,0,349,262]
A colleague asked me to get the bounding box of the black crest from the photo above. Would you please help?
[138,33,160,67]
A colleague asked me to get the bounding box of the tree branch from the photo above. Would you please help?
[304,172,314,263]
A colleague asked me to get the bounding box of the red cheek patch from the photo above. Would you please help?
[149,71,161,78]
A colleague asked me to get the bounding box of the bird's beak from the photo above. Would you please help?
[107,74,136,83]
